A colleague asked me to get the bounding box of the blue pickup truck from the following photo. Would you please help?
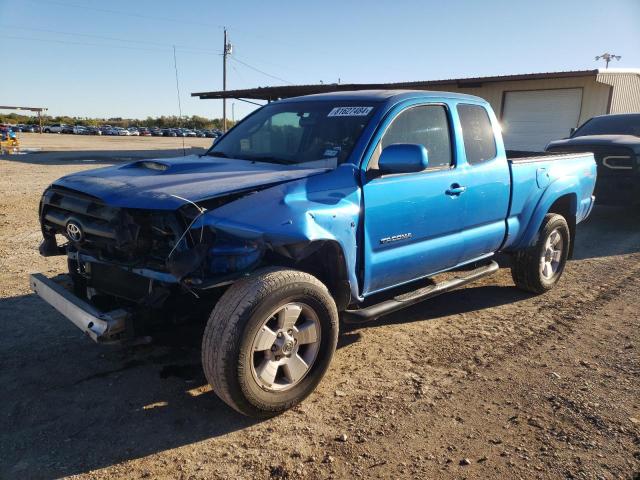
[31,90,596,416]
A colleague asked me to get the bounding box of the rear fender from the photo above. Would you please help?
[512,177,578,250]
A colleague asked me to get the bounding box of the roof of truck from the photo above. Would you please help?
[279,89,484,103]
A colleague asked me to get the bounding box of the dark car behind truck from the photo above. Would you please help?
[546,113,640,205]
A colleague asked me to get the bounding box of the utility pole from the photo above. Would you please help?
[595,52,621,69]
[222,28,232,132]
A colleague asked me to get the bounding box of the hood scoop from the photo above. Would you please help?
[130,160,170,171]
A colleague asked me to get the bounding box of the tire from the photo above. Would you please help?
[511,213,570,294]
[202,267,339,417]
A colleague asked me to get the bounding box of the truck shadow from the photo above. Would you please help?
[0,293,258,480]
[572,205,640,260]
[343,282,531,332]
[0,278,530,479]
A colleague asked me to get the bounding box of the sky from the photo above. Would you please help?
[1,0,639,121]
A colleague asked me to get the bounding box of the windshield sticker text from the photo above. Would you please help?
[327,106,373,117]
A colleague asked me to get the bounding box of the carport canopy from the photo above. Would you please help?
[191,70,600,101]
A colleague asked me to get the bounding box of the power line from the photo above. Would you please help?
[229,56,293,85]
[0,33,170,53]
[24,0,225,29]
[1,32,297,85]
[0,25,222,53]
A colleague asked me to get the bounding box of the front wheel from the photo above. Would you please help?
[511,213,570,294]
[202,268,339,417]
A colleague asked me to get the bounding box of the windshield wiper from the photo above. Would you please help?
[206,151,230,158]
[241,155,292,165]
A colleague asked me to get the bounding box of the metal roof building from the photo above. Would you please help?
[193,69,640,151]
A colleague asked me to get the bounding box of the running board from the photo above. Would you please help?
[343,261,499,323]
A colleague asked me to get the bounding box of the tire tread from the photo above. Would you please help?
[201,267,337,416]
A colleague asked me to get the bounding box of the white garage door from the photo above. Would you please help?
[501,88,583,151]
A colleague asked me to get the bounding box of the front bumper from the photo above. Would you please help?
[29,273,128,343]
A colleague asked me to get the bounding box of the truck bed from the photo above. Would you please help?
[503,150,596,251]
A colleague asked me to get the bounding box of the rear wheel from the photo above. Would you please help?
[511,213,570,294]
[202,268,339,417]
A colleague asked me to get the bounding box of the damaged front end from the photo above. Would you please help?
[34,163,362,343]
[36,186,265,341]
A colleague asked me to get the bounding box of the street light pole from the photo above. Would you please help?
[595,52,621,69]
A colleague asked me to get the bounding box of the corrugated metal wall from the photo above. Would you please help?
[422,75,611,125]
[596,72,640,113]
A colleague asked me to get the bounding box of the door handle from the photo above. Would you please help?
[446,184,467,196]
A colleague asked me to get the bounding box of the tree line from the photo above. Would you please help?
[0,113,235,130]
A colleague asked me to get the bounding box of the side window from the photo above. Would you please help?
[371,105,452,170]
[457,104,497,164]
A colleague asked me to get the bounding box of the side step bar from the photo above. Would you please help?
[343,261,499,323]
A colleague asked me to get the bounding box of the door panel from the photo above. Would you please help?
[362,104,467,295]
[362,170,465,294]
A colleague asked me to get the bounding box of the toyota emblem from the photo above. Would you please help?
[66,221,84,242]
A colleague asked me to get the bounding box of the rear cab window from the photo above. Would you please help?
[457,104,497,165]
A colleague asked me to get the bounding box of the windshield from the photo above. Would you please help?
[573,114,640,137]
[205,100,378,166]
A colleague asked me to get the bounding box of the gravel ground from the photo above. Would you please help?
[0,150,638,480]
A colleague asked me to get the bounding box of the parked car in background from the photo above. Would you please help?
[128,127,140,136]
[138,128,151,136]
[151,128,163,136]
[43,123,67,134]
[32,90,596,417]
[72,126,88,135]
[162,128,177,137]
[546,113,640,205]
[85,127,102,135]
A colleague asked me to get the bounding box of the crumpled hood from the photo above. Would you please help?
[52,155,331,209]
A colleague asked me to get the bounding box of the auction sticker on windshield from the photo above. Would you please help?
[327,106,373,117]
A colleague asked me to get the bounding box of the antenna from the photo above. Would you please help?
[595,52,621,69]
[173,45,186,156]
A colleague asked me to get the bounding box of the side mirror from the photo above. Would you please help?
[569,127,577,137]
[378,144,429,174]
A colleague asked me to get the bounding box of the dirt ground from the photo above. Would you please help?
[0,146,639,480]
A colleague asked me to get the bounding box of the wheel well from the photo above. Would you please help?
[548,194,577,259]
[267,241,352,311]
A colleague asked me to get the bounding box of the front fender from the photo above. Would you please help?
[195,165,363,301]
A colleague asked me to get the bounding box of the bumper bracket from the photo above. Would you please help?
[30,273,128,343]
